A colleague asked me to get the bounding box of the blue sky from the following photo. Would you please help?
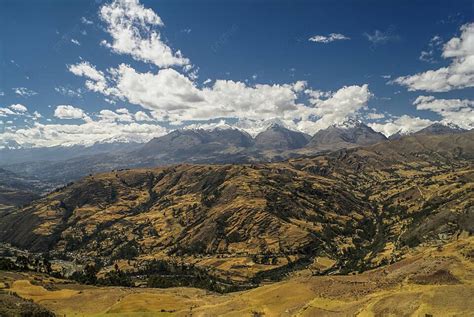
[0,0,473,147]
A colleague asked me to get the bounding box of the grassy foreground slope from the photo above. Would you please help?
[1,237,473,316]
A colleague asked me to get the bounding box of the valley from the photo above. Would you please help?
[0,131,472,314]
[1,236,473,316]
[1,0,473,315]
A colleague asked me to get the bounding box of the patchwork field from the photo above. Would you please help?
[1,237,473,316]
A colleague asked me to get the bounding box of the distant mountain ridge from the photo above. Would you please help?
[0,121,471,188]
[415,122,467,135]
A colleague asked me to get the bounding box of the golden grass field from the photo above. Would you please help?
[2,237,473,316]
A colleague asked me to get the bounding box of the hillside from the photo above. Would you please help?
[254,123,311,150]
[0,131,472,285]
[1,236,473,316]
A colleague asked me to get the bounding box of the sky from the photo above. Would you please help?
[0,0,473,147]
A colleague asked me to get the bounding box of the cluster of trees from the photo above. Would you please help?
[0,255,52,274]
[142,259,252,293]
[68,259,254,293]
[70,263,132,287]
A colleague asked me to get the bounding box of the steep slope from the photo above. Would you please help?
[253,123,310,150]
[137,128,254,159]
[0,131,472,282]
[308,119,387,151]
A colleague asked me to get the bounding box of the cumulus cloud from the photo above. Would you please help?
[99,0,189,68]
[9,104,28,113]
[413,96,474,129]
[393,23,474,92]
[70,58,374,135]
[54,105,90,121]
[296,84,372,134]
[309,33,350,43]
[70,62,310,122]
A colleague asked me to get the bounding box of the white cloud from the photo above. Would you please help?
[413,96,474,129]
[68,61,115,96]
[296,84,372,134]
[0,108,16,117]
[59,0,376,144]
[369,115,433,136]
[71,38,81,46]
[134,110,153,121]
[99,0,189,68]
[9,104,28,113]
[70,58,374,135]
[54,105,90,121]
[309,33,350,43]
[366,112,385,120]
[98,109,134,122]
[0,120,167,147]
[33,111,42,119]
[13,87,37,97]
[393,23,474,92]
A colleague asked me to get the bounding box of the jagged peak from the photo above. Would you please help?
[331,117,366,129]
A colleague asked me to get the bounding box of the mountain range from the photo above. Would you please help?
[0,120,386,187]
[0,130,472,284]
[0,121,468,204]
